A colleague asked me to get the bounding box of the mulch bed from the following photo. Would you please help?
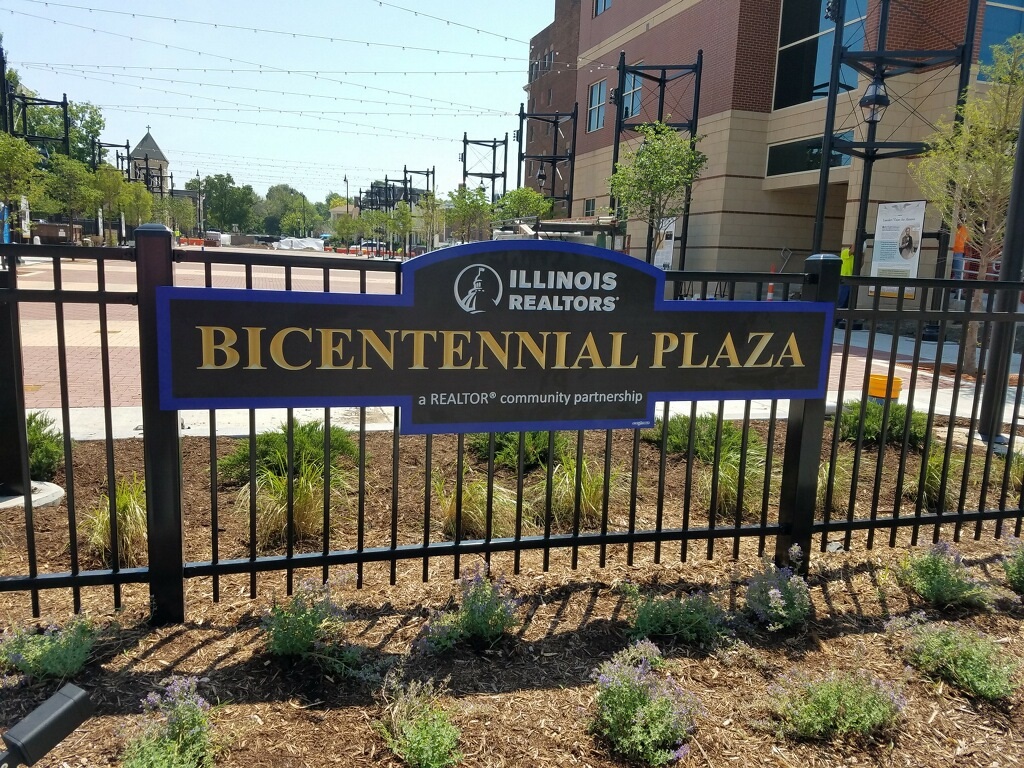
[1,429,1022,767]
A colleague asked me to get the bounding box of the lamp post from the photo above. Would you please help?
[344,174,349,216]
[852,72,890,275]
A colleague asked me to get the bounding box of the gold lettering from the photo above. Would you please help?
[401,330,437,370]
[477,331,512,370]
[317,329,353,370]
[775,333,805,367]
[243,327,266,370]
[551,331,571,369]
[609,332,638,369]
[710,333,741,367]
[359,330,397,370]
[651,332,678,368]
[571,332,606,369]
[270,327,312,370]
[197,326,240,369]
[441,331,472,370]
[679,332,708,368]
[514,331,549,369]
[743,332,775,368]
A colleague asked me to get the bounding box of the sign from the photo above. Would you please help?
[869,201,926,298]
[653,218,676,270]
[156,241,832,434]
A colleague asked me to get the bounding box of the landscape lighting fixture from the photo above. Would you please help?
[859,75,890,124]
[0,683,94,767]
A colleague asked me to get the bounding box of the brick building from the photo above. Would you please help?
[524,0,1014,277]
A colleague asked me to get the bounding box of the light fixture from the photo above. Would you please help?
[859,74,890,124]
[536,168,547,183]
[0,684,93,767]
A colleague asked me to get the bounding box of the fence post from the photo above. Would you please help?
[0,267,29,496]
[135,224,185,624]
[776,253,841,573]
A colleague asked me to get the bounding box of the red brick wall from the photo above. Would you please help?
[735,0,783,112]
[864,0,981,57]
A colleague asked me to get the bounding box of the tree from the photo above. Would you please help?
[167,197,197,234]
[332,213,361,244]
[491,186,553,222]
[200,174,261,231]
[119,182,153,227]
[391,201,414,253]
[28,101,106,165]
[608,120,707,262]
[360,209,390,246]
[416,192,445,251]
[92,163,126,242]
[0,133,43,210]
[40,154,99,227]
[910,34,1024,374]
[446,186,490,243]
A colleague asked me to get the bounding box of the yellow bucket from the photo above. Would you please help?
[867,374,902,404]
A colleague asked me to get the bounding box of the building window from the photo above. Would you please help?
[588,80,607,132]
[980,2,1024,68]
[766,131,854,176]
[773,0,866,110]
[584,198,596,217]
[594,0,611,16]
[622,68,642,119]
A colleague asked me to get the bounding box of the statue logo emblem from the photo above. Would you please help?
[454,264,503,314]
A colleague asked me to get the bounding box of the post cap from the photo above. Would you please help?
[135,223,172,234]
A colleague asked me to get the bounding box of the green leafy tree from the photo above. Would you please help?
[40,154,99,227]
[911,34,1024,374]
[92,163,126,224]
[0,133,43,212]
[391,200,414,253]
[491,186,553,222]
[361,208,390,246]
[608,120,707,262]
[119,182,154,227]
[199,174,261,231]
[416,191,445,251]
[332,213,361,244]
[167,196,197,234]
[446,186,490,243]
[27,101,106,164]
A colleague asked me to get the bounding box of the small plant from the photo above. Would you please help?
[888,615,1018,701]
[695,447,766,520]
[376,671,462,768]
[903,446,965,511]
[817,449,854,517]
[263,578,367,676]
[592,640,700,766]
[0,618,95,679]
[529,449,627,529]
[26,411,63,481]
[887,403,929,450]
[1004,538,1024,593]
[419,565,519,652]
[122,676,216,768]
[81,473,148,567]
[622,584,730,647]
[770,669,904,740]
[838,399,928,449]
[466,430,566,472]
[744,546,812,631]
[643,414,759,462]
[1007,451,1024,492]
[218,419,358,485]
[897,542,989,609]
[434,471,527,539]
[238,461,349,551]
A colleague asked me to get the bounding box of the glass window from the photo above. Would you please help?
[766,131,854,176]
[622,70,642,118]
[588,80,607,132]
[595,0,611,16]
[584,198,596,217]
[980,5,1024,68]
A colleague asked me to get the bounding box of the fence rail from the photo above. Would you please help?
[2,233,1022,623]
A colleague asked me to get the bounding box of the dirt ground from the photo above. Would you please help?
[1,431,1022,767]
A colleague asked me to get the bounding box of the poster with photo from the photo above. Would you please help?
[869,200,926,299]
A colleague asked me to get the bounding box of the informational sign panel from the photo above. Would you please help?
[157,241,833,434]
[869,200,926,299]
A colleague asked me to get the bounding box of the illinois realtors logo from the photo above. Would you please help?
[454,264,503,314]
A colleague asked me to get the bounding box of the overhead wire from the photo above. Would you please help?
[11,62,528,76]
[369,0,528,44]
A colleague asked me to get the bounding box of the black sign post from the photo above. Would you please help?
[156,241,833,434]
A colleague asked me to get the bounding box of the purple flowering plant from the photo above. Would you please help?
[122,676,215,768]
[744,546,811,631]
[0,617,95,679]
[769,668,904,740]
[592,641,701,766]
[897,542,990,609]
[622,583,731,647]
[419,564,519,653]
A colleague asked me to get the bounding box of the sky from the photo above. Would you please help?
[0,0,555,203]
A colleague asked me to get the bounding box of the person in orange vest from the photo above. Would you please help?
[952,223,967,300]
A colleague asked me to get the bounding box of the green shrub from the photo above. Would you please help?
[696,448,766,520]
[419,566,519,652]
[218,420,358,485]
[642,414,758,462]
[0,618,95,679]
[81,474,148,567]
[466,430,566,472]
[377,674,462,768]
[770,670,903,740]
[745,546,812,631]
[237,461,348,551]
[434,472,527,540]
[817,449,853,517]
[622,584,730,647]
[887,403,929,450]
[1005,539,1024,593]
[897,542,989,609]
[889,616,1018,701]
[838,399,928,449]
[592,640,700,766]
[529,449,627,529]
[26,411,63,482]
[122,677,215,768]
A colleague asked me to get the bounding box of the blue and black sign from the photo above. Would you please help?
[157,241,832,433]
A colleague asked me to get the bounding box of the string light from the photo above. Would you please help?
[12,62,528,76]
[370,0,527,44]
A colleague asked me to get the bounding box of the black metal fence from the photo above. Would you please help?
[1,231,1021,624]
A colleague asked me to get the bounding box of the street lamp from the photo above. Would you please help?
[344,174,349,216]
[859,75,890,124]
